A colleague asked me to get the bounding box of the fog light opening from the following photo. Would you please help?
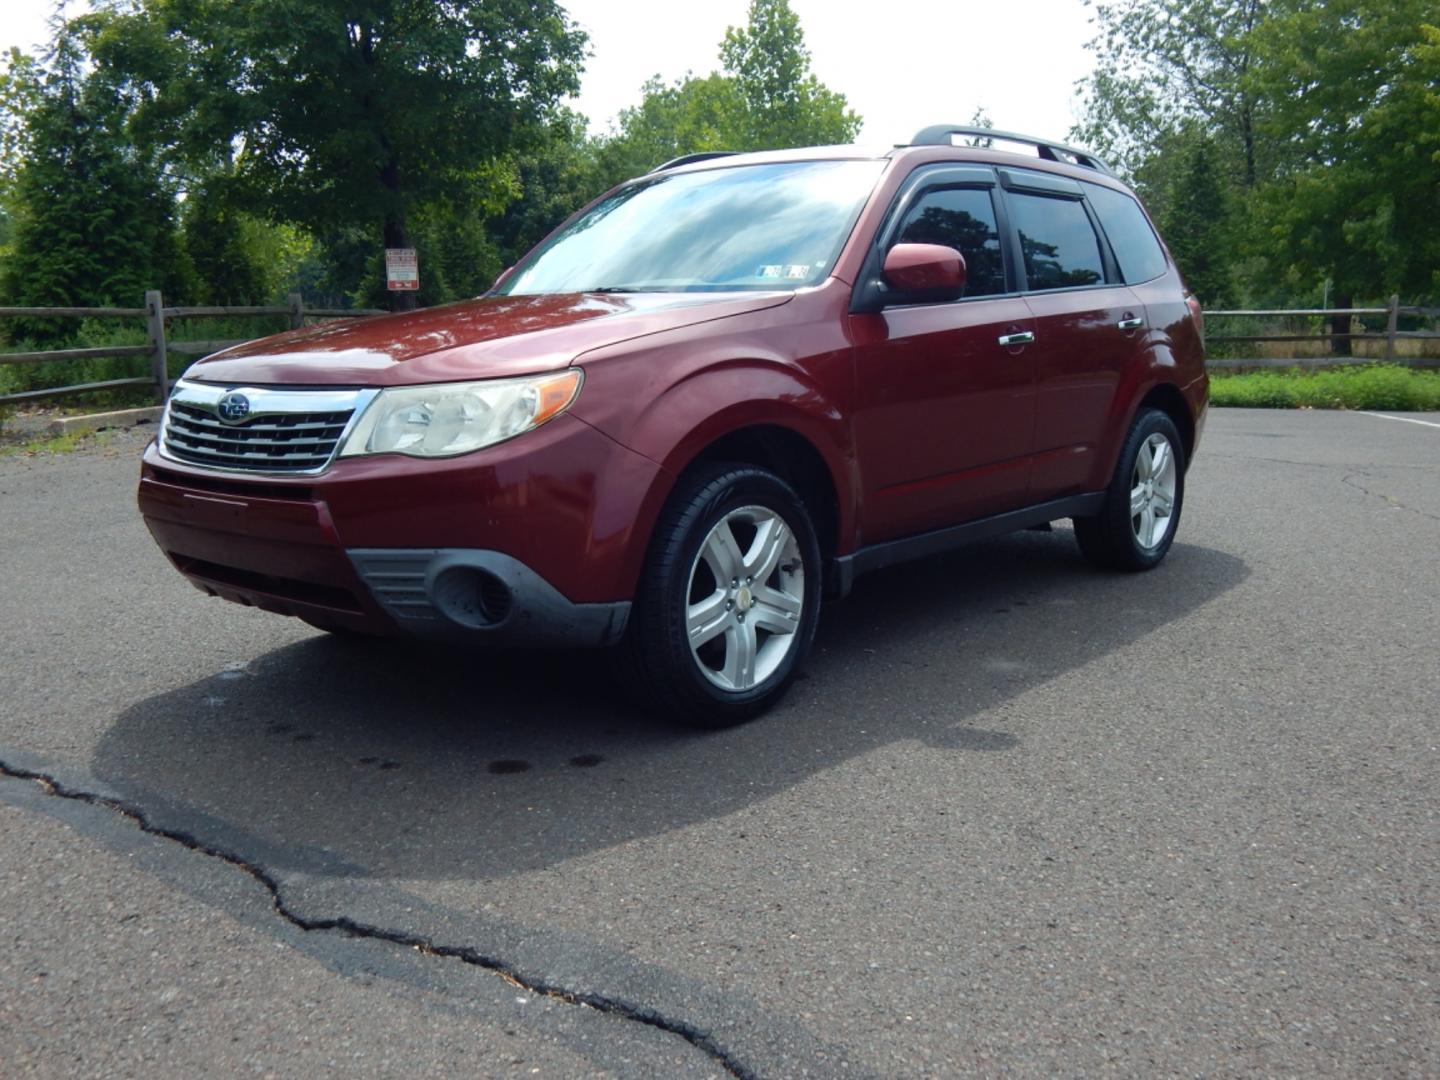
[431,566,514,629]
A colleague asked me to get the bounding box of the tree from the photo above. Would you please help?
[1159,134,1234,306]
[593,74,742,186]
[85,0,587,310]
[718,0,861,151]
[596,0,861,180]
[1246,0,1440,307]
[1,35,182,339]
[181,173,318,305]
[1073,0,1440,316]
[489,109,604,269]
[1072,0,1271,187]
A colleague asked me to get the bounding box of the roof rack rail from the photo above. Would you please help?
[909,125,1114,177]
[649,151,739,174]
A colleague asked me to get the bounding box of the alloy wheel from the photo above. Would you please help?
[1130,432,1178,549]
[685,505,805,691]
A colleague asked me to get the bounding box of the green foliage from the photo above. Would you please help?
[595,0,861,182]
[0,49,42,198]
[1159,134,1234,306]
[1246,0,1440,302]
[594,74,743,187]
[1075,0,1440,309]
[718,0,861,151]
[0,0,870,382]
[181,177,270,305]
[1073,0,1270,186]
[1209,365,1440,410]
[489,110,603,270]
[0,36,183,342]
[84,0,588,306]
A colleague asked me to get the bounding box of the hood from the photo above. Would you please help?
[185,291,794,386]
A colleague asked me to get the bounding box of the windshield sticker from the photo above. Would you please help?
[785,264,810,279]
[757,265,783,278]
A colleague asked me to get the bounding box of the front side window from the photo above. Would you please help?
[497,160,886,296]
[1085,183,1169,284]
[893,187,1005,298]
[1007,192,1105,291]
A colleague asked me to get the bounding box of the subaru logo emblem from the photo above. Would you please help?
[217,392,251,424]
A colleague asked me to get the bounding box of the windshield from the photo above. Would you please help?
[496,159,885,296]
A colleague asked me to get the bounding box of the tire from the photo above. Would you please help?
[619,463,822,727]
[1074,407,1186,571]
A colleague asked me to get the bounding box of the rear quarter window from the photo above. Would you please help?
[1085,184,1169,285]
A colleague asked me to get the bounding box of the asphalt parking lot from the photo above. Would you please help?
[1,408,1436,1077]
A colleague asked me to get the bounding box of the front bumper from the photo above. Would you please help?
[137,412,663,645]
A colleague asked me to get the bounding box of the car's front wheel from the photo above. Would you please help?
[1074,407,1186,571]
[620,463,821,727]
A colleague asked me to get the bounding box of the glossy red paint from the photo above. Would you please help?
[138,138,1208,641]
[881,243,967,295]
[139,412,665,612]
[190,290,794,386]
[1024,284,1149,497]
[850,294,1037,540]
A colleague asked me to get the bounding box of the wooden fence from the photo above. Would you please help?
[3,292,1437,408]
[0,291,383,407]
[1206,295,1440,369]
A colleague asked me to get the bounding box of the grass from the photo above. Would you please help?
[0,427,113,458]
[1209,364,1440,411]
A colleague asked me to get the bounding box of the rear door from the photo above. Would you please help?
[850,165,1037,542]
[997,168,1148,500]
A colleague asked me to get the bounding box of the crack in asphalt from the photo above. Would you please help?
[1341,471,1440,523]
[0,760,751,1080]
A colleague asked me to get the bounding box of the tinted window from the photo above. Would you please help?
[1085,183,1168,284]
[498,160,885,295]
[1006,192,1105,290]
[894,187,1005,297]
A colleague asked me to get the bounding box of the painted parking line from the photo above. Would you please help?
[1359,411,1440,430]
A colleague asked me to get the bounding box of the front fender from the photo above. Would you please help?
[572,347,857,596]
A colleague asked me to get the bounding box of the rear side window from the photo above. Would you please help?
[1086,184,1168,284]
[1006,192,1105,290]
[894,187,1005,298]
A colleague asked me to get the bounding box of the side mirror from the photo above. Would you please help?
[880,243,967,304]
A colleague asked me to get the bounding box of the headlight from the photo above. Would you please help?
[338,370,582,459]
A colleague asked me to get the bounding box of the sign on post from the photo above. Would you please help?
[385,248,419,292]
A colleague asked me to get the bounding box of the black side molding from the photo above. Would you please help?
[828,493,1105,598]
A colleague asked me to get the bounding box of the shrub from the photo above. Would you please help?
[1210,364,1440,410]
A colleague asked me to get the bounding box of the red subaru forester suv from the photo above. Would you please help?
[138,126,1207,726]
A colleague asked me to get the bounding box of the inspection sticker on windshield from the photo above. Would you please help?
[785,264,810,279]
[757,265,783,278]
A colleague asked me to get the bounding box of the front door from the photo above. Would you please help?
[851,180,1036,543]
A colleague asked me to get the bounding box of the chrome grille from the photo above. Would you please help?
[160,380,374,475]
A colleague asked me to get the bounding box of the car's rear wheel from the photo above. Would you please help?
[1074,407,1185,571]
[619,463,821,727]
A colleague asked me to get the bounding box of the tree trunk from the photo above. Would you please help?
[1330,292,1352,357]
[1240,106,1256,189]
[383,212,417,312]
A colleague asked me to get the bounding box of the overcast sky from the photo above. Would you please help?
[3,0,1098,147]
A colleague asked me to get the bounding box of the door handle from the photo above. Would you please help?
[997,331,1035,347]
[1117,316,1144,330]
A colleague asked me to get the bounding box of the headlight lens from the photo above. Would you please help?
[339,370,582,459]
